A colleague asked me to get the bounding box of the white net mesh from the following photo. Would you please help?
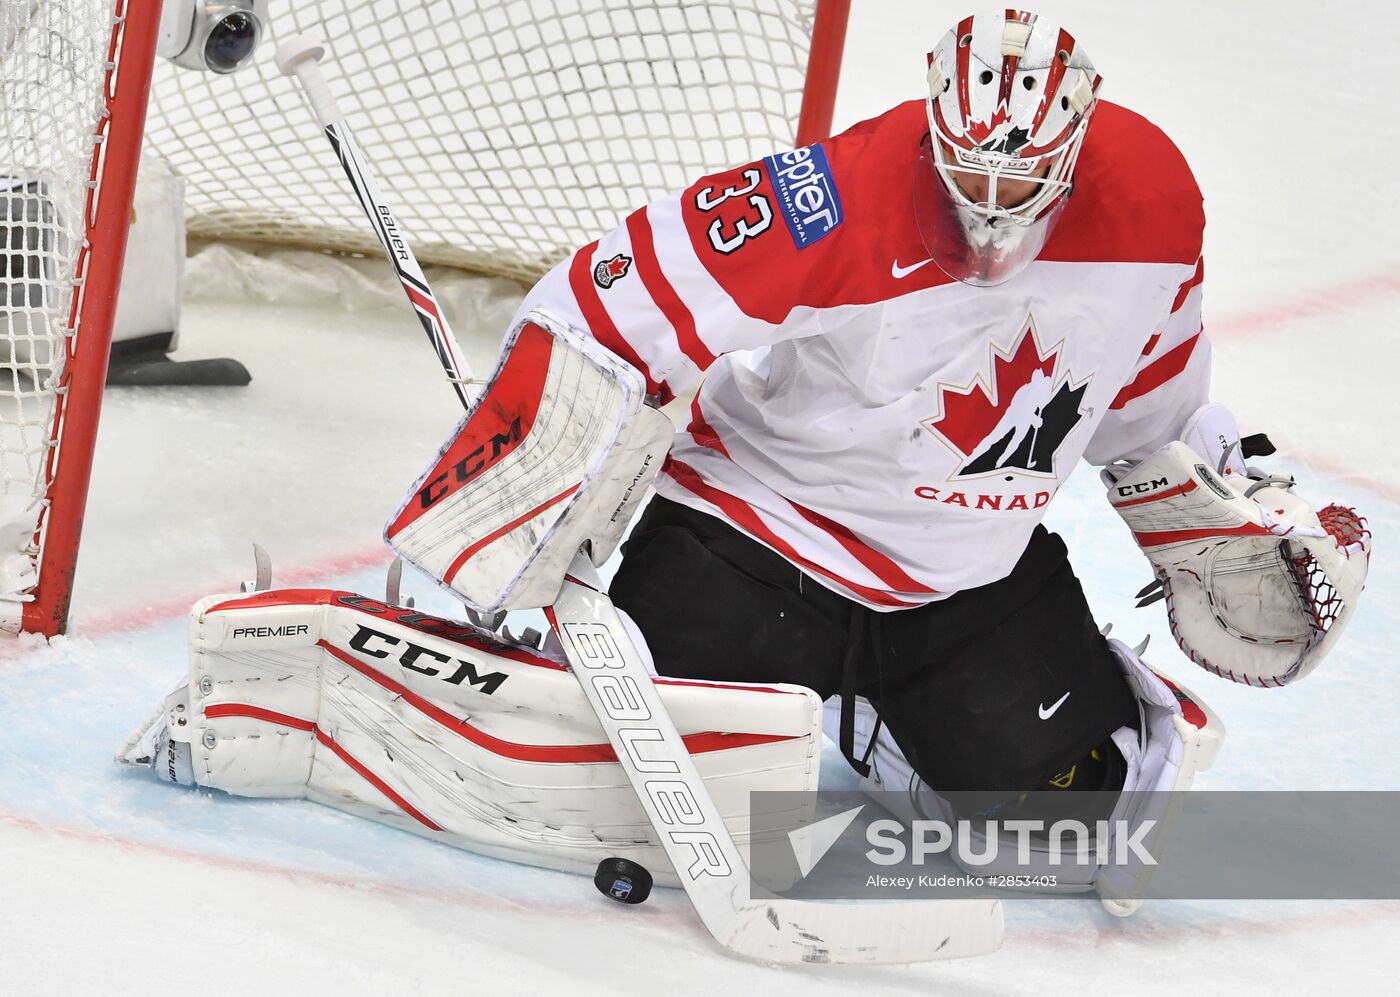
[0,0,114,623]
[144,0,819,284]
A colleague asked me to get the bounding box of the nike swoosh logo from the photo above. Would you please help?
[1038,691,1071,720]
[891,258,932,279]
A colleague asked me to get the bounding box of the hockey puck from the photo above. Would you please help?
[594,857,652,905]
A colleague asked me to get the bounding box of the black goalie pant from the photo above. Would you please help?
[610,496,1138,794]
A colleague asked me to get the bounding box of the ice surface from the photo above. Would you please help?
[3,1,1400,992]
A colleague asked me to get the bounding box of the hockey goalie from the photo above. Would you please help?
[122,8,1371,937]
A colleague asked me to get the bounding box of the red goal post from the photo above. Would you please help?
[796,0,851,148]
[1,1,161,638]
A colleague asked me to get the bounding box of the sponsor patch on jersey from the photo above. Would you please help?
[593,253,632,288]
[762,144,843,249]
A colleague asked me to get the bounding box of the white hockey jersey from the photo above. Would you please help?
[508,100,1210,609]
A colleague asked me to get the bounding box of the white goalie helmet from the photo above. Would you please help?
[918,10,1102,286]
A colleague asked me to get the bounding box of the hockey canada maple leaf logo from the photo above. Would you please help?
[593,253,632,289]
[920,315,1091,479]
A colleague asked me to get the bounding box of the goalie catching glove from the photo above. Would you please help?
[1106,404,1371,687]
[386,311,674,612]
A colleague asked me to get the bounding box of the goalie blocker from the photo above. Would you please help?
[386,311,674,613]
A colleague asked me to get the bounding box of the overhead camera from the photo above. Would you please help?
[158,1,270,75]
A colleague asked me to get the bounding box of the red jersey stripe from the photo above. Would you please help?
[664,457,921,608]
[568,242,674,405]
[626,207,718,370]
[787,500,937,596]
[686,394,731,457]
[685,398,934,595]
[1171,257,1205,314]
[1109,331,1201,410]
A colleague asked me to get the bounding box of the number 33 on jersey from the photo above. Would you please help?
[696,145,843,255]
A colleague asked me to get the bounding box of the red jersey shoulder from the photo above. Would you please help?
[1044,101,1204,266]
[679,100,948,324]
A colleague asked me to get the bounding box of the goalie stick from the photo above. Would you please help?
[275,36,1004,964]
[547,552,1003,964]
[273,38,474,410]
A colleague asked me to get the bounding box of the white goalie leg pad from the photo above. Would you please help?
[1107,440,1371,686]
[386,310,674,613]
[119,588,823,886]
[823,640,1224,907]
[1092,638,1224,913]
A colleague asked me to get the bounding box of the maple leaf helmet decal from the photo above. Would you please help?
[918,11,1101,286]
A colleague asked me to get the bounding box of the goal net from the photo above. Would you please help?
[144,0,837,285]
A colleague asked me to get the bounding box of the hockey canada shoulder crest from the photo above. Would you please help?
[593,253,632,289]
